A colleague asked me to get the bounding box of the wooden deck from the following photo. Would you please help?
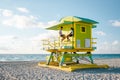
[38,61,109,72]
[47,48,94,52]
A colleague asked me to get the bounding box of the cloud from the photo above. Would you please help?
[95,31,106,36]
[110,20,120,27]
[37,20,58,28]
[95,40,120,53]
[0,34,52,54]
[30,31,59,54]
[2,15,40,29]
[112,40,119,45]
[0,9,13,17]
[31,31,58,41]
[0,46,10,51]
[0,8,58,29]
[17,7,29,13]
[47,20,58,27]
[0,8,59,54]
[0,35,17,41]
[0,35,36,53]
[0,35,18,53]
[0,8,59,30]
[2,14,58,29]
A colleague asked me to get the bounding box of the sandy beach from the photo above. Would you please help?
[0,58,120,80]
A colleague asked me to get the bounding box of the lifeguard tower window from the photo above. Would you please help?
[81,27,86,32]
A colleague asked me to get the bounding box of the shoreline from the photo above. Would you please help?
[0,58,120,80]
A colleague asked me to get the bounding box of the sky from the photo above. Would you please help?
[0,0,120,54]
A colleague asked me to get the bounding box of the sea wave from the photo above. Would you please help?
[0,54,120,61]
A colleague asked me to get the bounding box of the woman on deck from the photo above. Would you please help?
[67,27,74,41]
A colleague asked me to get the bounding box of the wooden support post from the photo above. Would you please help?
[87,52,94,64]
[74,52,79,63]
[47,52,53,65]
[59,52,66,66]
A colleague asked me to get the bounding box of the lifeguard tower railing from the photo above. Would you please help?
[41,37,97,51]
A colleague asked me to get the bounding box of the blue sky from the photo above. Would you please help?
[0,0,120,54]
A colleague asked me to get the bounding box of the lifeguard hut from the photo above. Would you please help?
[38,16,108,71]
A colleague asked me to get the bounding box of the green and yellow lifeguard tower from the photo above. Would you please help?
[38,16,108,71]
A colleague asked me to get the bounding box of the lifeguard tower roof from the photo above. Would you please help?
[60,16,98,24]
[47,16,98,30]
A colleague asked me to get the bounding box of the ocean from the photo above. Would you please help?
[0,54,120,61]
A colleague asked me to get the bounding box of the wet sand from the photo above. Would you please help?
[0,58,120,80]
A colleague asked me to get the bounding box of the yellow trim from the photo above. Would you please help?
[74,22,76,48]
[92,42,97,44]
[38,62,109,72]
[90,25,92,48]
[47,48,94,52]
[92,38,97,39]
[76,21,92,25]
